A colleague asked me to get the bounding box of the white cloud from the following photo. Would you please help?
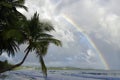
[47,0,120,69]
[0,53,13,62]
[55,0,120,48]
[10,0,120,70]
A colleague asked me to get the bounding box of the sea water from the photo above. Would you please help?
[0,69,120,80]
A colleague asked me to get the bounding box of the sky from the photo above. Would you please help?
[1,0,120,70]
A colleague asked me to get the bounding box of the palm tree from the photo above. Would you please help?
[23,13,62,77]
[0,0,27,56]
[0,0,27,73]
[0,13,62,77]
[0,0,61,77]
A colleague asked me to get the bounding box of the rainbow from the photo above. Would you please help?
[61,14,110,70]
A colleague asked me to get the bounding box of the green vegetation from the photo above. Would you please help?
[0,60,13,70]
[12,66,105,71]
[0,0,62,77]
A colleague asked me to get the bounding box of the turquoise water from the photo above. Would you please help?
[0,69,120,80]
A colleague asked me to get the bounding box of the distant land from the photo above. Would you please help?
[14,66,112,71]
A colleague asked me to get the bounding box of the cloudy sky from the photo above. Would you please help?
[1,0,120,70]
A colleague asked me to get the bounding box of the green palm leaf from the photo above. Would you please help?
[38,38,62,46]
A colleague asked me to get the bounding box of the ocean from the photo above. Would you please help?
[0,68,120,80]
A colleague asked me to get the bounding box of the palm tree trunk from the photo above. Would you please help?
[39,55,47,77]
[0,49,30,73]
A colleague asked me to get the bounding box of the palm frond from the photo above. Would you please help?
[13,0,25,4]
[3,29,23,40]
[34,33,53,40]
[38,38,62,46]
[7,40,19,57]
[36,42,49,56]
[0,1,12,8]
[0,38,19,57]
[39,21,54,32]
